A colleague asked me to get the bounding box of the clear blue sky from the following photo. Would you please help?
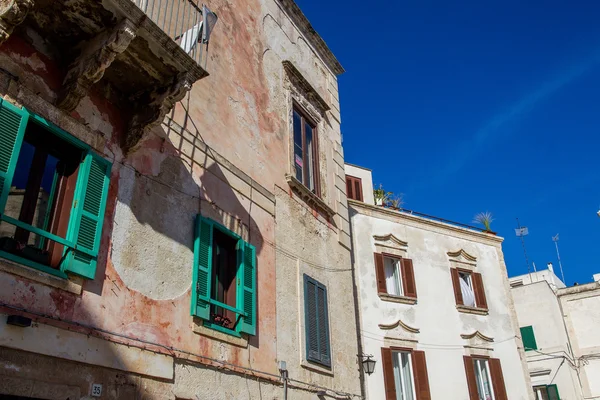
[295,0,600,285]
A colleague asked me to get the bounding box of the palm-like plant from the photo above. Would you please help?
[473,211,494,232]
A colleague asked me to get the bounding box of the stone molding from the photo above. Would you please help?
[283,60,330,114]
[0,0,32,45]
[447,249,477,262]
[378,319,420,334]
[456,304,489,316]
[378,293,417,305]
[461,330,494,342]
[286,174,336,218]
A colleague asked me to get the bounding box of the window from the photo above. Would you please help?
[374,253,417,298]
[534,385,560,400]
[464,356,507,400]
[381,348,431,400]
[304,274,331,367]
[520,326,538,351]
[0,100,110,279]
[191,216,256,336]
[451,268,488,309]
[293,107,319,195]
[346,175,363,201]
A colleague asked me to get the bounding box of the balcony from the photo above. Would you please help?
[0,0,214,151]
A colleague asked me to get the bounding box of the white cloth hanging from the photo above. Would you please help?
[460,276,476,307]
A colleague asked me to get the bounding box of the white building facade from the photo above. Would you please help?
[511,268,600,400]
[345,164,533,400]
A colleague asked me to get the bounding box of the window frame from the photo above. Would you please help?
[520,325,538,351]
[383,254,404,297]
[452,267,487,310]
[292,104,321,197]
[191,215,257,338]
[0,101,110,280]
[472,357,496,400]
[303,274,331,368]
[534,384,560,400]
[391,348,417,400]
[346,175,363,201]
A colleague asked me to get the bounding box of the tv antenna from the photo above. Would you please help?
[515,218,532,280]
[552,234,566,284]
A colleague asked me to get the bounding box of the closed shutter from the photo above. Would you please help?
[191,215,213,320]
[520,326,538,351]
[238,240,257,335]
[489,358,508,400]
[317,283,331,366]
[353,178,363,201]
[0,100,28,212]
[304,275,331,367]
[345,176,363,201]
[547,384,560,400]
[381,348,397,400]
[64,151,111,279]
[472,272,488,309]
[345,176,354,200]
[463,356,478,400]
[412,350,431,400]
[374,253,387,293]
[401,258,417,298]
[451,268,464,305]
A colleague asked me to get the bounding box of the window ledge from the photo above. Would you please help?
[378,293,417,305]
[286,174,336,217]
[300,359,334,376]
[0,257,83,295]
[456,305,489,315]
[192,317,248,348]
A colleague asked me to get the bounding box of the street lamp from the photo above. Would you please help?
[358,354,376,375]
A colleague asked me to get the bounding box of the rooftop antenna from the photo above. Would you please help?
[552,234,566,284]
[515,218,532,280]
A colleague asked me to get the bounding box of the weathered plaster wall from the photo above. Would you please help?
[0,0,356,398]
[511,280,582,400]
[349,202,532,400]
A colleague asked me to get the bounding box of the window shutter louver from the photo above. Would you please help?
[451,268,463,305]
[317,284,331,366]
[489,358,508,400]
[345,177,354,200]
[520,326,538,351]
[473,272,488,309]
[64,150,111,279]
[402,258,417,298]
[374,253,387,293]
[192,215,213,320]
[0,100,28,213]
[354,179,363,201]
[463,356,479,400]
[381,348,397,400]
[239,240,256,335]
[304,276,319,362]
[547,384,560,400]
[412,350,431,400]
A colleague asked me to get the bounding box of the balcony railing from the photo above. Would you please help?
[130,0,210,66]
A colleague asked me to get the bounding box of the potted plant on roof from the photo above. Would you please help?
[473,211,496,235]
[373,184,392,206]
[388,194,404,210]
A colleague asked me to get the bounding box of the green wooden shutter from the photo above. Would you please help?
[0,100,28,212]
[547,384,560,400]
[520,326,538,351]
[304,274,331,367]
[192,215,213,320]
[238,239,256,335]
[64,150,111,279]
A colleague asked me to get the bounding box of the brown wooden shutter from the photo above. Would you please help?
[489,358,508,400]
[354,178,363,201]
[472,272,488,309]
[463,356,479,400]
[412,350,431,400]
[374,253,387,293]
[401,258,417,298]
[451,268,463,305]
[346,176,354,200]
[381,348,397,400]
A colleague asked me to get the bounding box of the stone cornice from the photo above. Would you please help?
[379,319,420,334]
[283,60,330,113]
[461,331,494,342]
[349,200,503,245]
[277,0,344,75]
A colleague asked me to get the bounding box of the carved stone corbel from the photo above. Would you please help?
[124,73,192,153]
[0,0,33,45]
[57,18,137,112]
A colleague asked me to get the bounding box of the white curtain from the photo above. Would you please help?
[385,258,401,296]
[393,352,415,400]
[460,276,476,307]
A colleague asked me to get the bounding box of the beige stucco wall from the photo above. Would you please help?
[344,164,374,205]
[511,278,582,400]
[349,200,532,400]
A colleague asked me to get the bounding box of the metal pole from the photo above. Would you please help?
[553,235,566,284]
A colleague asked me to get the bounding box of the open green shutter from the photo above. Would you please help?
[239,240,256,335]
[520,326,538,351]
[0,100,28,212]
[547,384,560,400]
[192,215,213,320]
[64,150,111,279]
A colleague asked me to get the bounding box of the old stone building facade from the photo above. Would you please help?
[0,0,360,398]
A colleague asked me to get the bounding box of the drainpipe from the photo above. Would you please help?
[279,361,288,400]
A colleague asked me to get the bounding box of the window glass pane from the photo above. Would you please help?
[210,229,238,330]
[393,351,415,400]
[474,359,494,400]
[293,111,303,183]
[305,122,315,191]
[534,387,549,400]
[459,271,476,307]
[384,257,403,296]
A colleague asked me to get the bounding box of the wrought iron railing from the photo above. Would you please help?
[131,0,207,65]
